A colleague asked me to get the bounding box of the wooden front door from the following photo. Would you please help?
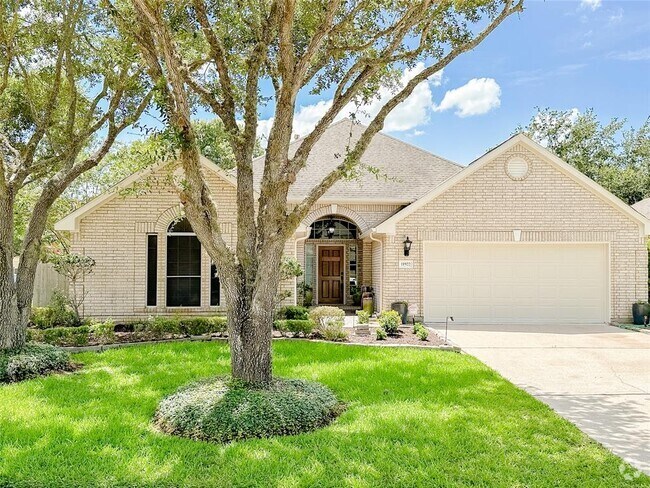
[318,246,343,304]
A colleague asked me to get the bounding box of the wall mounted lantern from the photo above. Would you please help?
[403,236,412,256]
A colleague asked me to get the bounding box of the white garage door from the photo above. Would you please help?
[423,242,609,324]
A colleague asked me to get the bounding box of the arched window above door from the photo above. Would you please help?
[309,217,359,240]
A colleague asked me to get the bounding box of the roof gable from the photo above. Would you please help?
[373,134,650,235]
[54,156,238,231]
[633,198,650,220]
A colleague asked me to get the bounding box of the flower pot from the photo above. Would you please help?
[632,302,650,326]
[391,302,408,324]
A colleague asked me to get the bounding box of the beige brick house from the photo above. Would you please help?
[55,120,650,324]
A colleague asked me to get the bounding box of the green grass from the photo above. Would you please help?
[0,341,645,487]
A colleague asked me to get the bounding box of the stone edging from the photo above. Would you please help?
[60,333,462,354]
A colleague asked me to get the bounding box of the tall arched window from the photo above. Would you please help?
[167,218,201,307]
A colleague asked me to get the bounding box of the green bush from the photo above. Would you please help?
[276,305,309,320]
[89,319,116,344]
[316,319,348,342]
[130,316,227,339]
[0,343,72,383]
[29,326,90,347]
[153,376,344,443]
[376,328,387,340]
[30,292,78,328]
[378,310,401,336]
[273,319,314,337]
[356,310,370,324]
[308,307,347,341]
[414,323,429,341]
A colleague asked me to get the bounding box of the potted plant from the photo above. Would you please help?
[632,301,650,326]
[350,285,362,307]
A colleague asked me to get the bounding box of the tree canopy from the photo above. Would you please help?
[518,108,650,205]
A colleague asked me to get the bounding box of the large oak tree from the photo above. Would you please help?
[113,0,524,384]
[0,0,151,349]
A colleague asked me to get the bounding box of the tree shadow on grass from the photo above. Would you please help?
[0,341,645,487]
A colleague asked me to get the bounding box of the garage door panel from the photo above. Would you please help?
[423,242,608,324]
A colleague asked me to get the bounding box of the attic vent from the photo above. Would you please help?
[506,156,530,180]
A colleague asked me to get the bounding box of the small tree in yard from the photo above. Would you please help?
[112,0,523,385]
[0,0,151,350]
[48,251,96,322]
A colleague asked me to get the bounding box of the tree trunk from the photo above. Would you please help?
[225,240,285,386]
[0,194,26,350]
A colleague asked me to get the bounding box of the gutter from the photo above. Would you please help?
[368,229,383,313]
[293,228,311,306]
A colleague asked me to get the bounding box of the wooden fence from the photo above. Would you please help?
[12,258,68,307]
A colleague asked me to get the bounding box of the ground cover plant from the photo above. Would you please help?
[0,341,645,487]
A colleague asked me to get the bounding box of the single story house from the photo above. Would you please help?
[55,120,650,324]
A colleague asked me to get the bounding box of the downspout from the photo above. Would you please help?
[368,229,383,313]
[293,228,311,306]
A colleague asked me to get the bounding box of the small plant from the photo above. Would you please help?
[414,323,429,341]
[48,251,96,322]
[276,305,309,320]
[89,319,116,344]
[309,307,347,341]
[378,310,401,336]
[297,281,313,307]
[376,328,387,340]
[356,310,370,324]
[30,291,78,328]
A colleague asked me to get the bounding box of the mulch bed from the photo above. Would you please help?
[346,326,443,347]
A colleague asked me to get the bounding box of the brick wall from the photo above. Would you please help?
[380,144,648,323]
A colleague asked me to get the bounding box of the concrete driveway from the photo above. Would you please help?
[432,323,650,475]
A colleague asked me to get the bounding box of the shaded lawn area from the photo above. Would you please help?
[0,342,645,487]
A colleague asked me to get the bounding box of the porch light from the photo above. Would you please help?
[403,236,412,256]
[326,220,336,239]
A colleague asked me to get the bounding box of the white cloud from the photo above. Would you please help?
[609,8,623,24]
[432,78,501,117]
[610,47,650,61]
[256,64,444,141]
[580,0,601,11]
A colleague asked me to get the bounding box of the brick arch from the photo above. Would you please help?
[302,205,370,234]
[154,205,185,233]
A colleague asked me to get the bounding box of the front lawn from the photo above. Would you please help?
[0,341,644,487]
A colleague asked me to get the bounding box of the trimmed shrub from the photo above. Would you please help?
[153,376,344,443]
[316,319,348,342]
[0,343,72,383]
[378,310,401,336]
[89,319,116,344]
[29,326,90,347]
[30,292,78,328]
[355,310,370,324]
[376,328,387,340]
[132,316,228,339]
[273,319,314,337]
[414,323,429,341]
[309,307,347,341]
[276,305,309,320]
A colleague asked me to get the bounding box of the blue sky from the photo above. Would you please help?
[258,0,650,166]
[137,1,649,166]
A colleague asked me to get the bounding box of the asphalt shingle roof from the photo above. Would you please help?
[251,119,462,202]
[632,198,650,219]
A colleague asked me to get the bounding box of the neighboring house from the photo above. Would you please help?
[55,120,650,324]
[633,198,650,221]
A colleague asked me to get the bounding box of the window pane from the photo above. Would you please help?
[167,277,201,307]
[167,235,201,276]
[210,263,220,306]
[146,235,157,306]
[309,218,358,239]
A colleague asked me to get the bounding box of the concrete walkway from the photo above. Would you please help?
[432,323,650,475]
